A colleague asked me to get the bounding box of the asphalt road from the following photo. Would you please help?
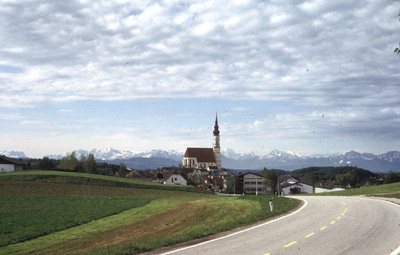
[159,196,400,255]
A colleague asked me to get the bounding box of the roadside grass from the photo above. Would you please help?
[0,171,301,255]
[305,182,400,197]
[89,196,300,255]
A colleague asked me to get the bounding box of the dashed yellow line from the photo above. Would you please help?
[266,202,349,255]
[305,232,315,238]
[283,241,297,248]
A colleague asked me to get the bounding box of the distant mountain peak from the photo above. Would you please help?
[0,150,27,158]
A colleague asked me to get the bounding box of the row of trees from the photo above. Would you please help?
[58,152,96,174]
[56,152,140,178]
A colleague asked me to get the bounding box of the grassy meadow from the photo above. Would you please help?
[306,182,400,198]
[0,171,300,254]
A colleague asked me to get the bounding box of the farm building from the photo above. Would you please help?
[0,155,24,172]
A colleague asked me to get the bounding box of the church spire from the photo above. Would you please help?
[213,113,220,136]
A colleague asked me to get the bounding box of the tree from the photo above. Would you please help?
[77,154,87,172]
[117,163,129,177]
[268,169,278,194]
[126,169,140,179]
[187,171,205,186]
[58,152,78,171]
[84,153,96,174]
[225,175,240,194]
[261,167,271,193]
[40,157,55,170]
[384,171,400,184]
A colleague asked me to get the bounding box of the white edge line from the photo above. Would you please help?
[383,200,400,255]
[362,197,400,255]
[161,198,308,255]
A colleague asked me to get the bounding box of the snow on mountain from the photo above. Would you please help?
[133,150,184,162]
[4,148,400,172]
[378,151,400,162]
[0,150,27,158]
[89,147,136,160]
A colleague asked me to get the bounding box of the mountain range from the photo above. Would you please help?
[1,148,399,173]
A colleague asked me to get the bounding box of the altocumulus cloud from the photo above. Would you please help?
[0,0,399,155]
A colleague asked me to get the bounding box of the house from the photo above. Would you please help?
[0,155,24,172]
[278,175,314,195]
[238,172,268,194]
[182,115,222,170]
[203,175,224,191]
[162,172,187,185]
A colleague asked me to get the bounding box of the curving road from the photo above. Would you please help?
[159,196,400,255]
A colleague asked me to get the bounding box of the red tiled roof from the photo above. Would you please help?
[184,148,216,163]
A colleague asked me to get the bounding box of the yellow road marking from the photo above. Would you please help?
[345,208,348,211]
[264,253,271,255]
[341,213,345,216]
[320,226,328,230]
[283,241,297,248]
[337,216,341,219]
[305,232,315,238]
[330,221,335,224]
[341,201,347,205]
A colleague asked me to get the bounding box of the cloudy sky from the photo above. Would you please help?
[1,0,399,158]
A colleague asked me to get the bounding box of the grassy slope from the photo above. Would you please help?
[0,171,300,255]
[307,182,400,197]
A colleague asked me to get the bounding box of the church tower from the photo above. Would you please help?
[213,114,222,170]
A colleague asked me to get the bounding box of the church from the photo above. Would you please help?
[182,115,222,170]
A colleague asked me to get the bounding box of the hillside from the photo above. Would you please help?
[0,171,299,254]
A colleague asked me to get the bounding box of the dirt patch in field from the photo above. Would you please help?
[50,200,221,254]
[0,181,183,197]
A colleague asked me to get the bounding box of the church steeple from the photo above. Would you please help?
[213,113,221,170]
[213,114,220,136]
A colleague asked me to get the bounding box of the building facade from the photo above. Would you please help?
[238,172,268,194]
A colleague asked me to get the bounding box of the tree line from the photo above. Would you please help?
[29,152,140,179]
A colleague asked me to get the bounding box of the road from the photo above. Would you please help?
[158,196,400,255]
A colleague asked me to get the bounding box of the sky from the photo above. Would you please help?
[0,0,399,158]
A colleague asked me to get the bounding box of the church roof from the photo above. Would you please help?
[184,148,216,163]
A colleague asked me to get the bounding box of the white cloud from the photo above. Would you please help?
[0,0,398,156]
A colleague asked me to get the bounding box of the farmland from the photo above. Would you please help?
[0,171,300,254]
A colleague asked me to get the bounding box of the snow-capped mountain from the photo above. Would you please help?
[221,149,400,172]
[133,150,183,162]
[3,148,399,172]
[0,150,27,158]
[45,147,136,160]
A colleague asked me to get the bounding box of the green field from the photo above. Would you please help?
[308,182,400,197]
[0,171,300,254]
